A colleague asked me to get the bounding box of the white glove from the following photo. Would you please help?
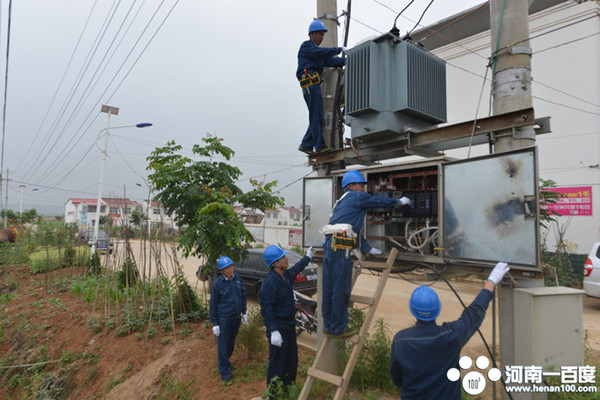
[242,314,247,324]
[270,330,283,347]
[488,262,510,284]
[341,46,350,52]
[212,325,220,337]
[369,247,383,255]
[398,196,412,206]
[306,246,315,259]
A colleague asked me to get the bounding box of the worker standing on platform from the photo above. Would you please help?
[259,245,315,395]
[296,19,347,154]
[210,256,247,383]
[390,262,510,399]
[321,170,412,338]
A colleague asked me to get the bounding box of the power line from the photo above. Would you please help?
[16,0,100,172]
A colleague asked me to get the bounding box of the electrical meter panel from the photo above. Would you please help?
[303,148,540,271]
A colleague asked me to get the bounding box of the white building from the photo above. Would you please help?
[139,200,177,229]
[65,197,176,230]
[412,0,600,254]
[64,198,107,227]
[265,206,303,226]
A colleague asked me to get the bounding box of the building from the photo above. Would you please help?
[64,198,107,227]
[264,206,303,226]
[65,197,176,230]
[139,200,177,230]
[410,0,600,254]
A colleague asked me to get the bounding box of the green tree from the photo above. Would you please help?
[130,209,146,227]
[539,178,561,230]
[146,135,284,277]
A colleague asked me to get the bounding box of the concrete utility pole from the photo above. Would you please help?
[490,0,535,153]
[316,0,344,375]
[318,0,341,158]
[490,2,539,398]
[491,3,584,400]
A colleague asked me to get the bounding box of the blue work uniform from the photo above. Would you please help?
[323,190,398,335]
[209,273,247,380]
[259,255,310,390]
[296,40,345,152]
[390,289,494,400]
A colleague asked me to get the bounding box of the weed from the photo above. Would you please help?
[87,317,104,334]
[160,337,170,345]
[84,366,99,386]
[156,369,194,400]
[347,318,399,395]
[263,376,302,399]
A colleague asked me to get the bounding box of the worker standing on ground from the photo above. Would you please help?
[259,245,315,396]
[321,170,412,337]
[209,256,247,383]
[296,19,347,154]
[390,262,510,399]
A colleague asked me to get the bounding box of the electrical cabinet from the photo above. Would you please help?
[514,287,584,369]
[303,147,541,271]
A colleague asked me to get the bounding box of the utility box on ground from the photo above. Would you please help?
[513,286,584,374]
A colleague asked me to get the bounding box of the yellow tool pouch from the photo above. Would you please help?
[299,70,321,89]
[331,230,357,251]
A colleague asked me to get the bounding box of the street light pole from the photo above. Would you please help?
[91,104,152,258]
[18,184,26,218]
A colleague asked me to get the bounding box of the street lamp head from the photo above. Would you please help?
[136,122,153,128]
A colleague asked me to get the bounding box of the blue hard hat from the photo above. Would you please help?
[409,285,441,321]
[264,245,287,267]
[217,256,233,270]
[309,19,327,34]
[342,170,366,188]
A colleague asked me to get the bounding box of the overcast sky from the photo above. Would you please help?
[0,0,484,215]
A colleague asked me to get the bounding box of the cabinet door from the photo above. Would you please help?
[442,147,539,269]
[302,177,335,248]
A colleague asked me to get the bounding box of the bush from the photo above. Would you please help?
[236,306,266,360]
[29,246,91,273]
[116,258,140,289]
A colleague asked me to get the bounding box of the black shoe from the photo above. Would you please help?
[298,146,314,154]
[315,147,332,153]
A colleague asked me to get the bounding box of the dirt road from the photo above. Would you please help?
[123,239,600,391]
[121,239,600,358]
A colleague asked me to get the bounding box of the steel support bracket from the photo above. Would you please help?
[508,45,532,55]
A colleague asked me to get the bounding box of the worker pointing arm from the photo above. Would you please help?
[390,262,510,399]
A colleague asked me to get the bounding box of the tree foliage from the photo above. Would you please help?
[146,135,284,274]
[539,178,561,230]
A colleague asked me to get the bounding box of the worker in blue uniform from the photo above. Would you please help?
[259,244,315,394]
[390,262,510,399]
[296,19,347,154]
[209,256,247,382]
[322,170,412,337]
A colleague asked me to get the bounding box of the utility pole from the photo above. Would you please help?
[3,169,8,228]
[318,0,341,163]
[316,0,343,375]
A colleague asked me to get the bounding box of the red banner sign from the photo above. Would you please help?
[541,186,592,216]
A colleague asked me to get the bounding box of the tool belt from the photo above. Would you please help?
[331,230,357,251]
[298,69,321,89]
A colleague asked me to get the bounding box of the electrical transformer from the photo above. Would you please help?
[345,33,447,141]
[303,147,541,271]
